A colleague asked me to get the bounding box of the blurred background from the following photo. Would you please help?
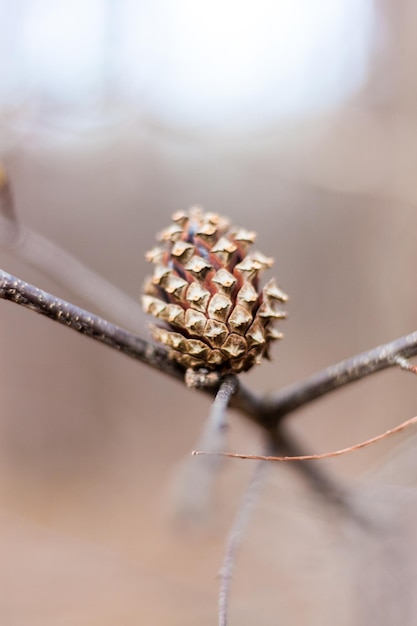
[1,1,417,624]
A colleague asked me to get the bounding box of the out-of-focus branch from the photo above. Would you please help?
[169,376,237,523]
[218,458,268,626]
[0,165,19,240]
[265,426,353,512]
[0,166,146,333]
[1,268,416,433]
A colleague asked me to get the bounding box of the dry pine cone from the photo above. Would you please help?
[142,207,287,374]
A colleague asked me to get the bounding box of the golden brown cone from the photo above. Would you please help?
[142,207,287,373]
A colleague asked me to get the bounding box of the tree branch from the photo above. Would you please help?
[1,268,416,434]
[0,268,184,382]
[252,332,417,428]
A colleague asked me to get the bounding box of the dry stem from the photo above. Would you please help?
[193,415,417,462]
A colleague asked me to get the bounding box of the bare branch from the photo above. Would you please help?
[0,268,269,422]
[1,268,417,434]
[209,376,238,431]
[0,268,183,382]
[254,332,417,427]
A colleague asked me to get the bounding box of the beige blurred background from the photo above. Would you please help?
[1,1,417,624]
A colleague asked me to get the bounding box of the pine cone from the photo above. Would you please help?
[142,207,288,374]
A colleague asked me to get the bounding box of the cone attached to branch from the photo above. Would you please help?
[142,207,288,374]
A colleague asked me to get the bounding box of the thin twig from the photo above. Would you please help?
[209,376,238,432]
[193,375,237,493]
[255,333,417,427]
[194,415,417,462]
[0,269,183,381]
[218,458,267,626]
[1,269,417,432]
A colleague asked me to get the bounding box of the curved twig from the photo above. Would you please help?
[194,415,417,462]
